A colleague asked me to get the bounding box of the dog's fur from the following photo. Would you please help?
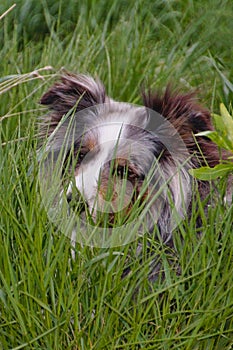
[40,72,230,251]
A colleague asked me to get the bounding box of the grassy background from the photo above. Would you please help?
[0,0,233,349]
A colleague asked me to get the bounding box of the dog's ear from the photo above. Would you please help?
[142,86,212,134]
[142,87,223,166]
[40,73,106,122]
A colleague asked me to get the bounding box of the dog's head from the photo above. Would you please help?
[40,73,219,239]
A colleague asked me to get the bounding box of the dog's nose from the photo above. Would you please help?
[66,192,87,213]
[66,193,73,204]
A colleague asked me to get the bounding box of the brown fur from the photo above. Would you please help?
[142,87,221,167]
[40,72,106,133]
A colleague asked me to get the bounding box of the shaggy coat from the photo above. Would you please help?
[40,73,230,254]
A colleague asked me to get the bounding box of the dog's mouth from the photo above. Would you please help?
[63,150,171,231]
[65,178,164,230]
[66,188,140,228]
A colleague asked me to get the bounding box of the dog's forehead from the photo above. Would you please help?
[77,123,155,176]
[80,120,150,153]
[79,123,135,159]
[71,102,154,173]
[97,121,126,143]
[75,102,148,133]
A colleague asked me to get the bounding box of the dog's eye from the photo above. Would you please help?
[115,165,135,179]
[75,148,89,165]
[78,151,86,161]
[116,165,127,178]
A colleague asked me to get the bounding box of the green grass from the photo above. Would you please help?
[0,0,233,349]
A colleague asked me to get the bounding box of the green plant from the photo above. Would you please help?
[1,0,233,348]
[191,104,233,180]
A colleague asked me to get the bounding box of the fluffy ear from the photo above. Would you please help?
[142,87,221,166]
[142,86,213,133]
[40,72,106,124]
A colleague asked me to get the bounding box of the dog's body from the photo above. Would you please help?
[40,73,230,253]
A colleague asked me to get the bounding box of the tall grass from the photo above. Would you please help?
[0,1,233,349]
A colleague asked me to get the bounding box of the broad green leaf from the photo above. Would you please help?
[220,103,233,145]
[190,163,233,181]
[212,113,227,136]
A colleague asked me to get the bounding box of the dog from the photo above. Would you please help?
[39,72,230,274]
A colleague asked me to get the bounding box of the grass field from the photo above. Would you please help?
[0,1,233,349]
